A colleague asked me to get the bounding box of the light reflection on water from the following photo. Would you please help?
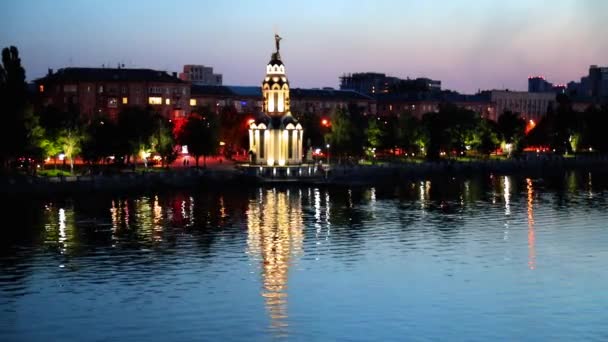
[1,171,608,341]
[247,189,304,336]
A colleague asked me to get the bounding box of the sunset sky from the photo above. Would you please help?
[2,0,606,93]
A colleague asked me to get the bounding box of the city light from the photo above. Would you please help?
[321,118,330,127]
[525,119,536,134]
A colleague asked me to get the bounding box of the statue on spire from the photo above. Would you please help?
[275,34,282,52]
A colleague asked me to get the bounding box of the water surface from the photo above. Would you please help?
[1,172,607,341]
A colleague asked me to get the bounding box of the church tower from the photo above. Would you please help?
[262,35,290,116]
[249,35,303,168]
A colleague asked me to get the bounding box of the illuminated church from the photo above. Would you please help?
[248,35,304,169]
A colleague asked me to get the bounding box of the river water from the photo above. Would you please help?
[1,171,607,341]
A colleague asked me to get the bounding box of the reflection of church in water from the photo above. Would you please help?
[246,189,303,334]
[247,35,314,178]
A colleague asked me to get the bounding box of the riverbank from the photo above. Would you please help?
[2,154,608,194]
[326,154,608,185]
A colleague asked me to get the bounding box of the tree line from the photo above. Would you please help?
[2,45,607,174]
[319,99,607,161]
[0,46,224,174]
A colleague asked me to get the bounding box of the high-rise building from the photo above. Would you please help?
[339,72,440,95]
[528,76,553,92]
[565,65,608,103]
[179,65,223,85]
[588,65,608,99]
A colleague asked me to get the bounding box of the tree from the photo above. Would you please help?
[365,118,384,159]
[581,105,608,152]
[116,107,157,164]
[81,117,119,164]
[178,112,220,167]
[295,110,324,149]
[474,119,500,156]
[394,111,426,156]
[39,105,81,166]
[497,111,526,155]
[218,105,247,157]
[525,97,578,154]
[0,46,37,168]
[422,104,480,159]
[58,128,84,174]
[326,107,354,160]
[154,117,178,167]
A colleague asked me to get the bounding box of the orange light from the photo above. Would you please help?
[247,118,255,125]
[525,119,536,134]
[321,118,330,127]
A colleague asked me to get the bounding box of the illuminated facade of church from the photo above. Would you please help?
[248,35,304,168]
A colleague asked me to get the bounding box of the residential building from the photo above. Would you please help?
[35,67,190,120]
[190,85,375,117]
[179,65,223,85]
[339,72,398,95]
[376,91,496,120]
[339,72,441,95]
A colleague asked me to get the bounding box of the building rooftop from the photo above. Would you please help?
[36,67,185,83]
[377,91,492,103]
[191,85,373,101]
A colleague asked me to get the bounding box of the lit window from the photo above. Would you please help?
[39,85,44,93]
[165,98,171,105]
[122,97,128,104]
[190,99,197,106]
[148,97,162,105]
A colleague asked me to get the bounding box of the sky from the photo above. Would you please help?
[1,0,606,93]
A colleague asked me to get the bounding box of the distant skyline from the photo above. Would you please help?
[1,0,606,93]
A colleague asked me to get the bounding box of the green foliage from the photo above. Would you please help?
[37,169,72,177]
[474,119,500,156]
[365,118,384,149]
[218,106,247,156]
[0,46,42,168]
[295,110,324,148]
[422,104,481,159]
[326,107,354,157]
[525,99,581,154]
[497,111,526,154]
[81,118,119,163]
[58,128,84,173]
[116,107,157,163]
[178,111,220,167]
[154,118,178,167]
[394,111,427,154]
